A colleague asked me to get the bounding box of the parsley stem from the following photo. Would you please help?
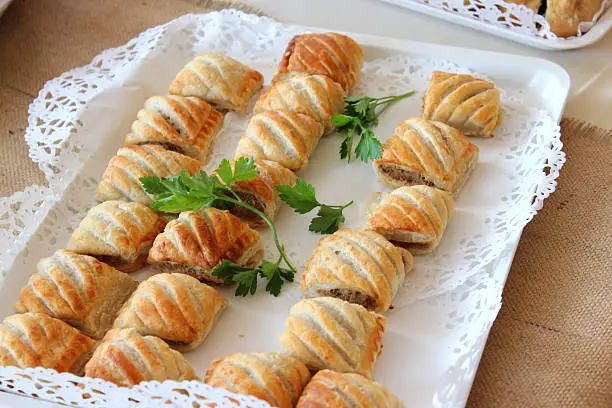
[326,200,354,210]
[375,90,415,119]
[215,196,297,274]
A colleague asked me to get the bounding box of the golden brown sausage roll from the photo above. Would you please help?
[14,250,138,339]
[373,117,479,197]
[204,352,311,408]
[124,95,223,161]
[545,0,602,37]
[279,297,385,378]
[0,313,96,374]
[422,71,503,138]
[297,369,404,408]
[66,200,167,272]
[300,229,413,313]
[169,53,264,112]
[273,32,364,93]
[215,159,297,228]
[366,185,454,254]
[147,208,263,283]
[235,110,324,171]
[85,328,197,387]
[254,74,345,133]
[96,145,202,205]
[112,273,227,352]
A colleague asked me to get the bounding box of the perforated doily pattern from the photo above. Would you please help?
[0,10,564,407]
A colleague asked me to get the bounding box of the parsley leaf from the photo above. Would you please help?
[260,260,295,296]
[332,90,415,163]
[142,158,298,297]
[277,179,353,234]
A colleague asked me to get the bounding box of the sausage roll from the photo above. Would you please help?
[422,71,503,138]
[0,313,96,374]
[366,185,454,255]
[545,0,602,37]
[85,328,197,387]
[124,95,223,161]
[169,53,264,112]
[96,145,202,205]
[373,118,479,197]
[14,250,138,339]
[216,159,297,228]
[235,110,324,171]
[254,74,345,133]
[66,200,167,272]
[300,229,413,313]
[204,352,311,408]
[113,273,227,352]
[279,297,386,378]
[273,32,364,93]
[147,208,263,283]
[297,369,404,408]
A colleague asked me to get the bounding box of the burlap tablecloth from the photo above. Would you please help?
[0,1,610,406]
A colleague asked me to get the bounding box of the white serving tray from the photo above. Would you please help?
[0,11,569,408]
[378,0,612,50]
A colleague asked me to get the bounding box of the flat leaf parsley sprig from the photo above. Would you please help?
[277,179,353,234]
[140,157,295,297]
[331,90,415,163]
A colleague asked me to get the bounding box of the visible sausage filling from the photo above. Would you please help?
[379,164,434,187]
[319,288,377,311]
[229,192,267,223]
[140,142,184,155]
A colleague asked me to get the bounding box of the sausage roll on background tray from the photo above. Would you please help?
[422,71,503,138]
[366,185,455,255]
[373,117,479,197]
[0,313,96,375]
[204,352,311,408]
[235,110,324,171]
[300,229,414,313]
[96,145,202,205]
[147,208,263,283]
[215,159,297,228]
[279,297,385,378]
[66,200,167,272]
[85,328,197,387]
[113,273,227,352]
[254,74,345,134]
[14,250,138,339]
[169,53,264,112]
[124,95,223,161]
[297,369,404,408]
[273,32,364,93]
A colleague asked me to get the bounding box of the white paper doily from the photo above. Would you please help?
[0,10,565,408]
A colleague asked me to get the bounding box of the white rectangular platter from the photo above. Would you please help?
[377,0,612,50]
[0,11,568,408]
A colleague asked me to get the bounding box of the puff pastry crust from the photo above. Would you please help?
[297,369,404,408]
[216,159,297,228]
[96,145,202,205]
[235,110,324,171]
[545,0,602,37]
[0,313,96,374]
[14,250,138,339]
[373,117,479,197]
[147,208,263,283]
[204,352,311,408]
[422,71,503,138]
[169,53,264,112]
[124,95,223,161]
[366,185,455,255]
[85,328,197,386]
[66,200,167,272]
[113,273,227,352]
[254,74,345,133]
[273,32,364,93]
[279,297,386,378]
[300,229,414,313]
